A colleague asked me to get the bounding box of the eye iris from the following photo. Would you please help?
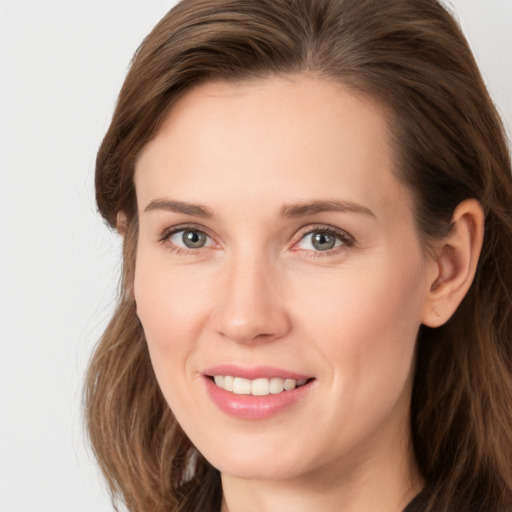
[312,231,336,251]
[182,230,206,248]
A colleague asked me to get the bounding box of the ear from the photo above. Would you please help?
[422,199,484,327]
[116,211,128,237]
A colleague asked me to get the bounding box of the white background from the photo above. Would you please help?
[0,1,510,510]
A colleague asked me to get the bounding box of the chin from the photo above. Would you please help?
[198,437,313,482]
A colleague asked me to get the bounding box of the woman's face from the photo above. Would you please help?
[133,76,436,482]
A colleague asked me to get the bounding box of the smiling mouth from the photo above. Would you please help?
[209,375,312,396]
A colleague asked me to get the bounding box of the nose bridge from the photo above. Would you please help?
[214,246,289,343]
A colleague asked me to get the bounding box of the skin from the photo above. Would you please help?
[131,75,482,512]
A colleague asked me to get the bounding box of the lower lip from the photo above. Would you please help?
[204,377,315,420]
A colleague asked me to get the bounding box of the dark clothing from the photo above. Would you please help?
[403,489,429,512]
[403,488,480,512]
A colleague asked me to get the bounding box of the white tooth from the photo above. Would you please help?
[284,379,297,391]
[269,378,285,394]
[251,378,270,396]
[233,377,252,395]
[224,375,234,392]
[296,378,307,386]
[214,375,224,387]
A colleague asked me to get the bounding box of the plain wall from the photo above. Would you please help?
[0,1,510,510]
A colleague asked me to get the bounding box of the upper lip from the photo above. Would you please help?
[203,364,312,380]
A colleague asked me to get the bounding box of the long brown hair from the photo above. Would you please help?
[85,1,512,511]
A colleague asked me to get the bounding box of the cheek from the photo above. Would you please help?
[133,258,211,423]
[132,255,213,398]
[295,256,426,400]
[134,255,207,341]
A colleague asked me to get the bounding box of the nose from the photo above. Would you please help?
[212,253,291,344]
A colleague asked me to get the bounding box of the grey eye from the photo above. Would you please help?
[169,229,211,249]
[297,230,344,252]
[182,230,207,248]
[311,232,337,251]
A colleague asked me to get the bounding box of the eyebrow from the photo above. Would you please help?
[143,198,375,219]
[144,199,213,218]
[281,200,375,218]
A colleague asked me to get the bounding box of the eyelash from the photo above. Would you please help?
[158,223,216,255]
[292,224,354,258]
[158,223,355,257]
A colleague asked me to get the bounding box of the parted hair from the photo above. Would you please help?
[85,0,512,511]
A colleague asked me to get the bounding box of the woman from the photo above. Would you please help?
[84,0,512,511]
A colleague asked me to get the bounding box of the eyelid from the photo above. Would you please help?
[159,223,217,250]
[157,222,354,256]
[290,224,355,254]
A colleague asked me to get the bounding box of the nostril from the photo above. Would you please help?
[255,332,274,339]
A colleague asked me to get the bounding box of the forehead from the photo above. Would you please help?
[134,75,411,221]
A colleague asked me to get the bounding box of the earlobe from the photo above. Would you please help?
[116,211,128,237]
[422,199,484,328]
